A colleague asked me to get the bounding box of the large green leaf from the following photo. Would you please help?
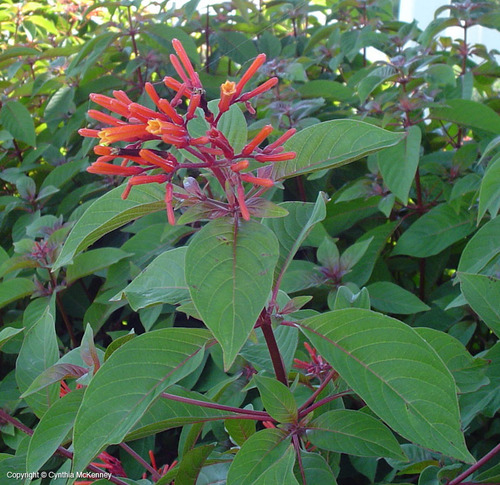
[217,31,258,65]
[458,216,500,274]
[0,100,36,146]
[298,80,355,102]
[53,184,165,269]
[299,309,473,462]
[272,120,404,179]
[297,451,338,484]
[72,328,211,475]
[254,375,297,423]
[430,99,500,134]
[264,194,326,280]
[185,219,279,370]
[392,203,475,257]
[16,308,59,417]
[0,278,36,309]
[376,125,421,205]
[366,282,430,314]
[113,247,189,311]
[416,328,489,394]
[457,272,500,337]
[308,409,405,459]
[227,429,298,485]
[66,248,131,284]
[27,388,84,473]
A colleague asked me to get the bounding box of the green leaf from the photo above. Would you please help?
[298,80,354,102]
[299,309,473,462]
[185,219,279,370]
[27,388,84,473]
[0,278,35,309]
[20,363,87,398]
[458,217,500,274]
[112,247,189,311]
[457,273,500,337]
[225,419,256,446]
[0,101,36,146]
[227,428,298,485]
[333,286,370,310]
[254,375,297,423]
[72,328,211,474]
[416,328,489,393]
[217,31,258,65]
[265,193,326,281]
[430,99,500,134]
[217,103,248,154]
[392,203,475,257]
[308,409,405,459]
[377,125,421,205]
[16,308,59,417]
[478,155,500,221]
[66,248,131,284]
[175,444,215,485]
[366,282,430,314]
[273,120,404,179]
[53,184,165,269]
[0,327,24,351]
[296,451,338,484]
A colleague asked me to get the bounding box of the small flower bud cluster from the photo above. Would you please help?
[80,39,296,223]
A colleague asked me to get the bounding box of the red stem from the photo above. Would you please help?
[260,319,288,386]
[297,369,338,413]
[0,409,129,485]
[447,442,500,485]
[160,392,271,418]
[299,391,353,418]
[119,443,160,481]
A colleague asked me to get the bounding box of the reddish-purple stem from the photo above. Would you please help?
[447,442,500,485]
[299,391,353,418]
[0,409,129,485]
[298,369,339,413]
[119,443,160,481]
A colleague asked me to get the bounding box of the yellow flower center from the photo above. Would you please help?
[221,80,236,96]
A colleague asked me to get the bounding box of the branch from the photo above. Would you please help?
[260,320,288,386]
[297,369,338,414]
[160,392,271,418]
[0,409,129,485]
[299,391,353,418]
[447,442,500,485]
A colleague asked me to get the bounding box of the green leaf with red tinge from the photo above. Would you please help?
[185,219,279,370]
[273,120,404,179]
[299,309,474,463]
[254,375,298,423]
[27,388,84,473]
[16,308,59,418]
[227,428,298,485]
[71,328,212,477]
[53,184,166,270]
[308,409,406,459]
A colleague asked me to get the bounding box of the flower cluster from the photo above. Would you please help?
[293,342,334,381]
[80,39,296,224]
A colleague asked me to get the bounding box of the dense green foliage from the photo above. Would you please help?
[0,1,499,484]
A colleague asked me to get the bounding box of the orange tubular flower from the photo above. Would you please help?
[186,93,201,120]
[239,77,278,102]
[254,152,296,162]
[87,162,144,176]
[231,160,249,172]
[157,98,184,124]
[165,183,176,225]
[264,128,297,152]
[242,124,273,155]
[218,80,237,114]
[139,149,176,172]
[79,128,100,138]
[237,184,250,221]
[98,124,149,144]
[240,174,274,187]
[87,109,124,127]
[172,38,201,88]
[234,53,267,99]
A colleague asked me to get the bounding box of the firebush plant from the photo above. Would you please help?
[0,1,499,484]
